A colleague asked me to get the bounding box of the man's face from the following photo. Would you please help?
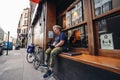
[53,28,59,35]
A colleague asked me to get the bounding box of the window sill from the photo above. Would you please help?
[59,53,120,74]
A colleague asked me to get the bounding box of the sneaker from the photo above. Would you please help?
[38,64,48,72]
[40,64,48,69]
[43,70,53,78]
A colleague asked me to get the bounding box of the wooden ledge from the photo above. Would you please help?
[59,53,120,74]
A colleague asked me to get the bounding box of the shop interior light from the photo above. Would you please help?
[73,11,78,18]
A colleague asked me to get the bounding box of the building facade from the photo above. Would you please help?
[0,27,4,43]
[28,0,120,80]
[17,8,30,48]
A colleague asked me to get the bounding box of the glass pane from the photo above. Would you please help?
[66,25,88,48]
[66,0,84,28]
[96,15,120,50]
[94,0,120,16]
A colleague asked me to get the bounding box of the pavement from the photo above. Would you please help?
[0,48,56,80]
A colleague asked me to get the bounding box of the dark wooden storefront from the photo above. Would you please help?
[44,0,120,79]
[33,0,120,80]
[53,56,120,80]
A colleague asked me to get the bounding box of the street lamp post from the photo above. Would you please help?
[6,31,10,55]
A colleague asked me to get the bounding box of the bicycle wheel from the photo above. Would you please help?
[33,47,44,70]
[33,57,40,70]
[26,53,34,63]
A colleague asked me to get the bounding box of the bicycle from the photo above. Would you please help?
[33,46,44,70]
[33,40,54,70]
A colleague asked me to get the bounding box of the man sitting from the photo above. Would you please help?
[42,25,67,78]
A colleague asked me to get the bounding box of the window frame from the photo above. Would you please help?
[57,0,89,53]
[91,0,120,58]
[91,0,120,20]
[56,0,120,58]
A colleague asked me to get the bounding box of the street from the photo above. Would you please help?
[0,49,55,80]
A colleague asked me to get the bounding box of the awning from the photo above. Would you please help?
[30,0,40,3]
[32,0,44,26]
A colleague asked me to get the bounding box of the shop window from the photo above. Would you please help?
[94,0,120,16]
[66,25,88,48]
[57,0,84,29]
[96,15,120,50]
[66,0,83,28]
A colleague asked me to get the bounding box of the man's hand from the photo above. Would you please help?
[55,40,64,47]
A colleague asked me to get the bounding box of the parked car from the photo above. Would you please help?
[3,41,13,50]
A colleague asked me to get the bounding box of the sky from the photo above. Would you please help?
[0,0,30,39]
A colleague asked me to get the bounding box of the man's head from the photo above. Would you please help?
[53,25,62,35]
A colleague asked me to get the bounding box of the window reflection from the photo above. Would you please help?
[94,0,120,16]
[66,0,83,28]
[66,25,88,48]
